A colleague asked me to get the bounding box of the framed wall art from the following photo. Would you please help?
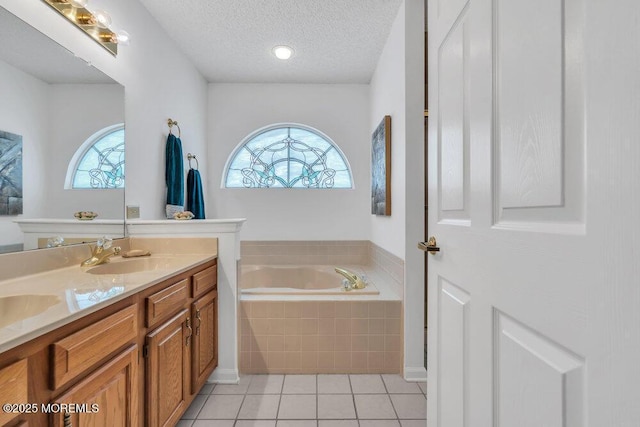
[371,115,391,216]
[0,130,23,215]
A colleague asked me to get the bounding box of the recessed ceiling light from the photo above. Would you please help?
[272,45,294,60]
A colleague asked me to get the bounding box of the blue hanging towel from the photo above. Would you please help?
[187,167,206,219]
[165,133,184,218]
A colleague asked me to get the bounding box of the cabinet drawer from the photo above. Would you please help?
[192,265,217,298]
[146,278,190,327]
[51,305,137,390]
[0,359,28,426]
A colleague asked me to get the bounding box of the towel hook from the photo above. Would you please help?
[187,153,199,170]
[167,118,181,138]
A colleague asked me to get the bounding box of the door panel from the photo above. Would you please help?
[428,0,640,425]
[494,0,586,229]
[438,278,470,427]
[495,312,584,427]
[496,0,563,209]
[438,7,470,224]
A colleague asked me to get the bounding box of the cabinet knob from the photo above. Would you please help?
[195,309,201,336]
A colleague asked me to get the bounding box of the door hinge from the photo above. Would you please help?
[143,344,149,358]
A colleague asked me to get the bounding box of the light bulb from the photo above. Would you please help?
[115,30,130,45]
[69,0,88,8]
[272,45,294,60]
[92,9,111,28]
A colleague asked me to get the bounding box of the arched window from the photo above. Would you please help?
[65,124,125,189]
[224,124,353,189]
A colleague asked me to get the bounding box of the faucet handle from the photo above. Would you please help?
[97,236,113,249]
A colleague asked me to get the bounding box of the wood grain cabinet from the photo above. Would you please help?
[0,258,218,427]
[0,359,28,427]
[50,345,139,427]
[191,290,218,393]
[145,263,218,426]
[145,310,191,427]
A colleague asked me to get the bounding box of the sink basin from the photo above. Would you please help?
[86,257,174,275]
[0,295,60,328]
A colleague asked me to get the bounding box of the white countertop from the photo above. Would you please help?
[0,253,217,353]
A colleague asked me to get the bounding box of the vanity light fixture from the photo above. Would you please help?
[68,0,88,8]
[43,0,129,56]
[272,45,294,60]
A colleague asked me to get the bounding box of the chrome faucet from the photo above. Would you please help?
[334,267,367,290]
[81,236,121,267]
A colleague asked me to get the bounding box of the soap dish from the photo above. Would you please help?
[122,249,151,258]
[173,211,194,220]
[74,211,98,220]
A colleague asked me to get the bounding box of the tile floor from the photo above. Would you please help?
[178,374,427,427]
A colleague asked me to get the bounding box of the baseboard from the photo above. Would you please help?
[404,366,428,382]
[207,368,239,384]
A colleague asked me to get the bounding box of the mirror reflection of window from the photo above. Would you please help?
[65,124,125,189]
[65,286,125,311]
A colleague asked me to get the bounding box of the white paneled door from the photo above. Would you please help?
[427,0,640,425]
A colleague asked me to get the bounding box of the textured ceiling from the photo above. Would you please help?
[138,0,403,83]
[0,7,115,84]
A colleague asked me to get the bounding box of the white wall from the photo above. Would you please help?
[47,84,125,219]
[0,0,209,220]
[370,3,408,259]
[369,0,426,380]
[0,59,49,246]
[208,83,371,240]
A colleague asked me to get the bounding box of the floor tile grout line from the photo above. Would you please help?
[348,374,359,421]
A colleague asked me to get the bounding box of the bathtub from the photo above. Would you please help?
[239,264,401,374]
[240,265,380,296]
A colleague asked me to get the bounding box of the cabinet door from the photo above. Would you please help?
[0,359,28,427]
[50,345,138,427]
[146,309,191,427]
[191,290,218,393]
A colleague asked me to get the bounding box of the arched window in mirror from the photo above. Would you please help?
[223,124,353,189]
[65,124,125,189]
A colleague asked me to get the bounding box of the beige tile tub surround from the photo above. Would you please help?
[241,240,404,297]
[240,301,402,374]
[241,241,370,266]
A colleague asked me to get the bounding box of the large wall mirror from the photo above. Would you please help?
[0,6,125,254]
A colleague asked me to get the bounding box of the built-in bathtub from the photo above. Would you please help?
[240,265,379,296]
[239,263,401,374]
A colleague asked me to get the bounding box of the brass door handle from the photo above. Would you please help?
[418,236,440,255]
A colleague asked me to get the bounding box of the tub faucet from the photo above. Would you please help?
[334,267,366,290]
[81,236,121,267]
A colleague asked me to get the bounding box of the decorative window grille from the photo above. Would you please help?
[65,124,125,189]
[224,124,353,189]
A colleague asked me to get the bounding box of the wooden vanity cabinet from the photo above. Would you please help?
[144,261,218,427]
[0,257,218,427]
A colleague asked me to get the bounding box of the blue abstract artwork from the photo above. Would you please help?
[0,130,23,215]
